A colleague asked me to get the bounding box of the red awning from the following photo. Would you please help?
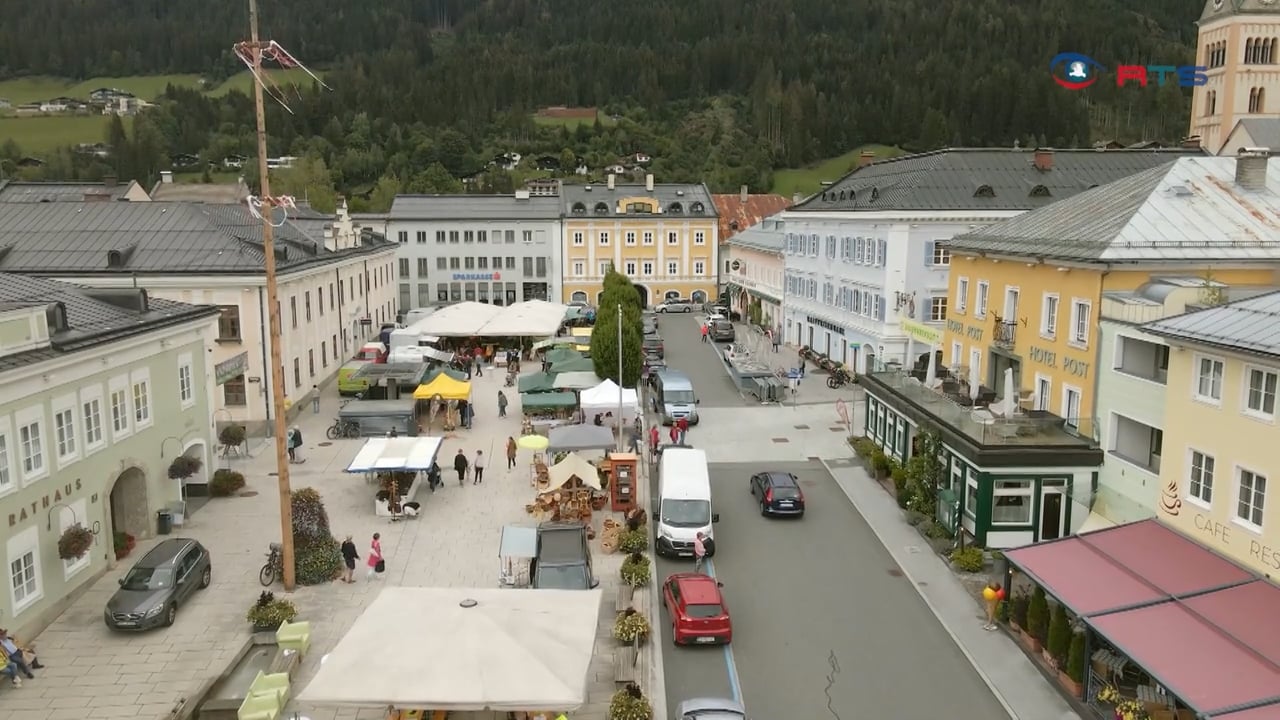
[1209,703,1280,720]
[1091,597,1280,715]
[1182,582,1280,666]
[1004,520,1254,616]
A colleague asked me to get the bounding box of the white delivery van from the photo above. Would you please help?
[656,448,719,558]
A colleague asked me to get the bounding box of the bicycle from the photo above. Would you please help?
[259,543,282,586]
[326,417,361,439]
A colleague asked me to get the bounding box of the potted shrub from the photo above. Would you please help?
[113,531,137,560]
[167,455,203,481]
[1009,590,1030,632]
[246,591,297,631]
[620,552,650,587]
[1025,586,1048,653]
[1046,603,1070,669]
[1062,631,1085,697]
[210,469,246,496]
[891,465,911,508]
[612,608,651,644]
[609,683,653,720]
[617,529,647,554]
[57,524,94,560]
[219,424,247,453]
[949,547,985,573]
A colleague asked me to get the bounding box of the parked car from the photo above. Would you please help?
[676,698,749,720]
[105,538,212,630]
[656,299,694,313]
[709,319,735,343]
[663,572,732,645]
[703,302,741,321]
[643,354,667,380]
[531,522,599,590]
[642,334,665,358]
[642,311,660,334]
[750,471,806,517]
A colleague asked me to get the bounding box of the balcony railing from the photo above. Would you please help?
[993,318,1017,349]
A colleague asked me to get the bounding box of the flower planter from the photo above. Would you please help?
[252,622,280,633]
[1018,628,1042,653]
[1058,671,1083,699]
[1041,648,1059,670]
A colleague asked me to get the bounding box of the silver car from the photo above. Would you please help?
[677,697,748,720]
[656,299,694,313]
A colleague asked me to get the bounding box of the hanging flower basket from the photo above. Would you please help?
[168,455,203,481]
[58,524,94,560]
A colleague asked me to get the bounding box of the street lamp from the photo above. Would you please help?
[616,302,624,452]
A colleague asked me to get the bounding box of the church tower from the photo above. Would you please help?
[1190,0,1280,154]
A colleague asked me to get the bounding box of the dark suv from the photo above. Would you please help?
[709,319,735,342]
[531,522,600,589]
[642,334,665,358]
[749,471,806,517]
[105,538,212,630]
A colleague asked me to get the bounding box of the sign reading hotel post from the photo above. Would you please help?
[215,351,249,385]
[900,319,943,346]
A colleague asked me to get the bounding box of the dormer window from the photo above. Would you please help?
[974,185,995,198]
[571,202,586,215]
[626,201,654,214]
[690,201,705,213]
[869,188,879,201]
[1029,185,1051,198]
[668,202,683,214]
[593,202,609,215]
[838,191,846,201]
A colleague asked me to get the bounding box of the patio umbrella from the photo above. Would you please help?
[924,349,937,387]
[517,434,550,451]
[968,362,980,402]
[1001,367,1016,414]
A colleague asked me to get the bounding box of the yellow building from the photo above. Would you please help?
[1190,0,1280,154]
[860,152,1280,548]
[1144,292,1280,576]
[560,175,719,307]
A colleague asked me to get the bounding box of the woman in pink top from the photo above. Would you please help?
[366,533,383,580]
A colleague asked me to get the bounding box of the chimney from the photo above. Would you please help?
[607,173,615,191]
[160,170,174,184]
[1235,149,1270,191]
[513,189,531,201]
[102,175,117,187]
[1181,135,1202,151]
[792,192,803,204]
[1033,149,1054,172]
[858,151,876,168]
[645,174,654,192]
[740,185,749,203]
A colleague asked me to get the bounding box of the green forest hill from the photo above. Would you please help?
[0,0,1204,205]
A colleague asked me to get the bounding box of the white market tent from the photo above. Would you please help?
[344,436,444,473]
[477,300,570,337]
[414,301,504,337]
[553,370,600,390]
[298,587,602,711]
[579,379,639,419]
[546,452,603,491]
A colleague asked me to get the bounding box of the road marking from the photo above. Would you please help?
[703,558,744,705]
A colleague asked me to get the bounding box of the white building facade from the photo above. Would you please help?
[388,192,564,312]
[724,216,785,329]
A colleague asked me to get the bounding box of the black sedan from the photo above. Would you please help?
[749,471,806,517]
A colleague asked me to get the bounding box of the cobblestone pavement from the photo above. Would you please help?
[10,363,623,720]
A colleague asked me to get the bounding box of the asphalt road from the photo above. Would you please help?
[650,311,753,409]
[650,324,1006,719]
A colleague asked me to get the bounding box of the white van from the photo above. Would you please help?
[656,448,719,558]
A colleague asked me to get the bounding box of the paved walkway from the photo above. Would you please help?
[12,364,622,720]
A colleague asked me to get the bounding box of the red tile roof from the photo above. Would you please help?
[711,193,791,243]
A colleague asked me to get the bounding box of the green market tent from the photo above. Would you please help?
[518,372,558,393]
[421,365,468,384]
[520,391,577,409]
[551,356,595,374]
[545,348,583,365]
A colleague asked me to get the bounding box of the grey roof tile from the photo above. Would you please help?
[0,273,219,371]
[390,195,563,220]
[1226,118,1280,152]
[728,223,783,253]
[791,148,1202,212]
[946,156,1280,262]
[1143,290,1280,358]
[561,183,717,219]
[0,180,139,203]
[0,201,395,275]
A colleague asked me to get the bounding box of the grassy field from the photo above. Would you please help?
[0,74,204,104]
[770,144,903,198]
[0,115,132,153]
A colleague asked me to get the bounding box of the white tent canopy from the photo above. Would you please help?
[579,379,639,419]
[298,587,602,711]
[477,300,570,337]
[554,370,600,390]
[414,301,504,337]
[545,452,602,491]
[345,437,443,473]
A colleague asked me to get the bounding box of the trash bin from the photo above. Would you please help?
[156,510,173,535]
[168,501,187,527]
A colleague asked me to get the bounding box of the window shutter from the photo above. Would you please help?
[878,239,887,267]
[924,241,935,266]
[878,295,887,321]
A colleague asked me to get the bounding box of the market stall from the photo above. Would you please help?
[569,326,592,353]
[349,362,429,401]
[551,356,595,374]
[547,424,617,454]
[498,525,537,588]
[345,436,444,518]
[544,348,583,365]
[337,398,420,437]
[520,392,577,431]
[553,371,599,391]
[518,372,558,393]
[413,374,473,431]
[297,587,602,713]
[414,301,504,337]
[477,300,569,338]
[526,452,607,523]
[421,365,468,384]
[579,379,640,422]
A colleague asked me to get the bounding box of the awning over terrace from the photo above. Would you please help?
[1004,519,1280,717]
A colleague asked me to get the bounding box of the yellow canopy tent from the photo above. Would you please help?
[412,374,472,401]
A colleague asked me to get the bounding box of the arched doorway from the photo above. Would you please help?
[691,290,707,304]
[664,290,680,301]
[179,441,208,500]
[571,291,588,303]
[108,467,149,541]
[634,285,650,308]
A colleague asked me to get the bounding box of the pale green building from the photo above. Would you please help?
[0,274,219,639]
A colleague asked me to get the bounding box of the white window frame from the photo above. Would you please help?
[931,242,950,266]
[962,465,978,518]
[667,231,678,245]
[131,368,152,428]
[599,231,610,246]
[624,260,637,275]
[1193,353,1226,405]
[15,405,47,485]
[955,277,969,313]
[597,261,610,276]
[1003,286,1020,320]
[643,231,654,246]
[7,526,42,615]
[109,374,131,439]
[642,261,654,276]
[991,479,1034,526]
[572,231,584,246]
[929,296,947,322]
[1041,293,1059,339]
[1243,364,1278,420]
[80,385,105,454]
[1062,384,1083,428]
[52,392,79,467]
[667,261,679,276]
[975,281,989,319]
[694,231,705,245]
[625,231,636,246]
[59,499,90,579]
[1069,298,1091,349]
[1186,449,1216,508]
[178,352,195,408]
[1234,465,1267,531]
[951,341,964,367]
[0,417,13,496]
[572,261,585,277]
[694,260,706,276]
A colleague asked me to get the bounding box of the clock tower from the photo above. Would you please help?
[1190,0,1280,154]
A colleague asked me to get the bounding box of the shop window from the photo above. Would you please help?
[991,480,1033,525]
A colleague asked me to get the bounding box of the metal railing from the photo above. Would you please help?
[993,319,1018,349]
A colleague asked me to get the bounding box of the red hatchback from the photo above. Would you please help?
[663,573,732,646]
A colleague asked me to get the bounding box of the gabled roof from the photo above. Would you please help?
[1200,0,1280,23]
[0,180,142,203]
[1142,291,1280,359]
[0,273,219,371]
[710,193,791,241]
[791,148,1202,212]
[389,194,562,221]
[727,220,784,254]
[1222,118,1280,153]
[947,156,1280,262]
[148,180,250,203]
[561,183,717,219]
[0,201,394,275]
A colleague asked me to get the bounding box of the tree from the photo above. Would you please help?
[368,173,403,212]
[408,162,462,194]
[1027,586,1050,644]
[272,155,339,213]
[1047,603,1071,668]
[592,269,643,386]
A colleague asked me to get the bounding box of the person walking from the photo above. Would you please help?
[427,461,442,491]
[454,449,469,486]
[473,450,486,484]
[649,425,660,460]
[340,535,358,583]
[773,324,782,352]
[474,353,484,377]
[506,436,518,469]
[668,424,678,444]
[285,427,297,463]
[700,322,709,343]
[366,533,383,580]
[676,416,689,444]
[497,390,509,418]
[693,532,707,574]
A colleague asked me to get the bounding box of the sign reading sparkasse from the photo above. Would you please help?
[452,272,502,281]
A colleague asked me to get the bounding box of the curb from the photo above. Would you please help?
[820,457,1018,720]
[642,443,669,720]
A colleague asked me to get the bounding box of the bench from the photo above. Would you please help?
[615,585,634,612]
[613,646,638,684]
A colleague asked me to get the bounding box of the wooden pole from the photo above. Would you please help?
[248,0,296,591]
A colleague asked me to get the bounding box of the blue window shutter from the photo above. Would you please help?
[879,296,887,321]
[924,241,935,266]
[878,239,887,267]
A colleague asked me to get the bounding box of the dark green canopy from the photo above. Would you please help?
[519,391,577,409]
[420,365,468,384]
[544,347,583,364]
[551,356,595,374]
[518,371,558,393]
